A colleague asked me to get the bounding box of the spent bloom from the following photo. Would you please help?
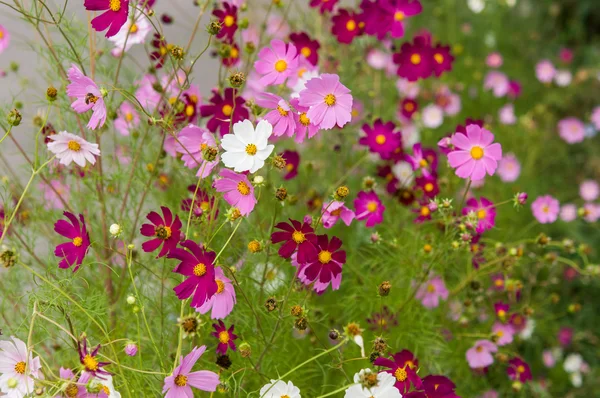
[85,0,129,38]
[415,275,448,308]
[162,346,220,397]
[197,267,236,319]
[354,191,385,227]
[558,117,586,144]
[298,73,353,130]
[47,131,101,167]
[466,340,497,369]
[448,124,502,181]
[213,169,257,216]
[140,206,182,258]
[221,119,275,173]
[66,64,107,130]
[259,380,301,398]
[254,39,299,86]
[0,336,42,397]
[212,321,238,355]
[53,211,90,272]
[531,195,560,224]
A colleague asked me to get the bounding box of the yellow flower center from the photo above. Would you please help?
[286,163,294,172]
[0,31,4,39]
[394,11,405,21]
[281,396,290,398]
[318,250,332,264]
[218,331,230,344]
[155,225,172,240]
[301,47,311,58]
[130,24,138,34]
[494,279,504,287]
[292,230,305,243]
[65,383,79,397]
[109,0,121,12]
[421,206,430,217]
[299,112,310,126]
[324,94,336,106]
[193,263,207,277]
[200,201,210,212]
[174,374,188,387]
[375,134,386,145]
[72,236,83,247]
[367,201,378,212]
[419,159,428,167]
[497,309,506,318]
[101,386,110,395]
[274,60,288,72]
[424,183,434,192]
[542,205,549,213]
[68,140,81,151]
[125,112,133,122]
[245,143,258,155]
[237,181,250,196]
[224,15,235,27]
[222,104,233,116]
[83,354,99,372]
[477,209,487,219]
[496,330,504,337]
[277,105,288,116]
[14,361,26,374]
[404,102,414,112]
[185,104,195,117]
[427,283,435,293]
[394,367,407,381]
[476,345,483,353]
[410,54,421,65]
[230,47,239,59]
[405,360,416,370]
[434,53,444,64]
[216,279,225,294]
[346,19,357,31]
[470,146,484,160]
[517,365,525,373]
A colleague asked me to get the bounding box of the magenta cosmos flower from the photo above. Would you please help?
[271,219,318,263]
[374,350,422,393]
[558,117,585,144]
[289,32,320,66]
[197,267,236,319]
[466,340,497,369]
[298,234,346,294]
[254,39,299,86]
[321,201,355,229]
[255,92,296,137]
[415,275,448,308]
[169,240,219,308]
[163,346,220,397]
[374,0,423,39]
[393,36,433,81]
[84,0,129,38]
[298,74,353,130]
[0,24,10,53]
[212,2,238,42]
[213,169,257,216]
[405,375,458,398]
[400,98,418,119]
[66,64,107,130]
[200,88,249,136]
[507,357,532,382]
[359,119,401,159]
[448,124,502,181]
[212,320,238,355]
[140,206,182,258]
[431,44,454,76]
[78,337,111,379]
[331,9,363,44]
[531,195,560,224]
[54,211,90,272]
[174,125,219,178]
[354,191,385,227]
[309,0,338,14]
[463,197,496,234]
[405,143,437,177]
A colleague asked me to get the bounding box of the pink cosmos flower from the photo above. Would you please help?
[492,322,515,346]
[497,153,521,182]
[507,357,532,382]
[558,117,585,143]
[560,203,577,222]
[321,201,355,229]
[290,98,319,143]
[542,350,556,368]
[466,340,497,369]
[255,92,296,137]
[448,124,502,181]
[415,275,448,308]
[297,234,346,294]
[58,367,87,397]
[0,24,10,53]
[212,321,238,355]
[298,73,353,130]
[463,197,496,234]
[579,180,599,201]
[535,59,556,83]
[197,267,236,319]
[591,106,600,130]
[558,327,573,347]
[531,195,560,224]
[174,125,219,178]
[483,71,509,97]
[140,206,182,258]
[498,103,516,125]
[114,101,140,136]
[254,39,298,86]
[213,169,257,216]
[134,74,161,112]
[359,119,401,159]
[66,64,107,130]
[367,48,392,71]
[486,52,503,68]
[41,179,70,209]
[162,346,220,397]
[84,0,129,38]
[583,203,600,222]
[125,343,138,356]
[54,211,90,272]
[354,191,385,227]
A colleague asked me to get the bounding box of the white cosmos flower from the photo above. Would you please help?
[421,104,444,129]
[519,319,535,340]
[554,70,572,87]
[221,119,274,173]
[47,131,101,167]
[344,369,401,398]
[88,375,121,398]
[563,353,583,373]
[109,14,151,56]
[392,161,414,187]
[259,379,301,398]
[0,336,42,397]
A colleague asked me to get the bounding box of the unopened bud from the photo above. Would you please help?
[378,281,391,296]
[228,72,246,88]
[334,186,350,201]
[206,20,223,36]
[7,109,22,126]
[247,240,262,253]
[46,86,58,102]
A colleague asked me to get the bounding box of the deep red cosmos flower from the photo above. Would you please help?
[359,119,401,160]
[361,0,423,40]
[415,176,439,198]
[393,36,433,81]
[199,88,249,136]
[400,98,418,119]
[168,240,218,308]
[405,375,459,398]
[374,349,422,393]
[212,320,238,355]
[84,0,129,38]
[140,206,182,258]
[221,42,241,67]
[413,199,433,223]
[309,0,338,14]
[78,337,111,379]
[331,9,364,44]
[281,150,300,180]
[289,32,320,66]
[507,357,532,383]
[271,219,317,264]
[150,33,170,69]
[298,234,346,294]
[212,2,238,42]
[431,44,454,77]
[53,211,90,272]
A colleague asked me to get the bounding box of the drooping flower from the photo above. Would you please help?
[212,2,238,42]
[168,240,218,308]
[259,380,301,398]
[374,350,422,394]
[331,9,363,44]
[579,180,599,201]
[321,201,355,229]
[211,321,238,355]
[213,169,257,216]
[197,267,236,319]
[255,92,296,138]
[79,337,111,379]
[393,36,433,81]
[463,197,496,234]
[140,206,182,258]
[47,131,101,167]
[200,88,249,136]
[507,357,532,383]
[108,13,151,56]
[271,219,318,263]
[114,101,140,136]
[531,195,560,224]
[497,153,521,182]
[415,275,448,308]
[66,64,107,130]
[535,59,556,83]
[344,369,402,398]
[289,31,320,66]
[174,125,219,178]
[221,119,275,173]
[53,211,90,272]
[298,234,346,294]
[466,340,497,369]
[0,24,10,54]
[298,73,353,130]
[354,191,385,227]
[448,124,502,181]
[558,117,585,144]
[359,119,401,159]
[281,150,300,180]
[254,39,299,86]
[0,336,42,397]
[162,346,220,397]
[84,0,130,38]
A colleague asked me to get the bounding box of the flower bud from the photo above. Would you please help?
[265,297,277,312]
[334,186,350,201]
[126,295,136,305]
[294,317,308,330]
[329,329,340,340]
[124,342,138,356]
[378,281,391,296]
[1,247,17,268]
[272,155,286,170]
[206,20,223,36]
[239,342,251,358]
[228,72,246,88]
[202,146,218,162]
[109,223,122,237]
[46,86,58,102]
[170,46,184,60]
[7,108,22,126]
[290,305,303,317]
[247,240,262,253]
[275,187,288,201]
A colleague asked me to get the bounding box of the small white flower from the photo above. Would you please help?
[519,319,535,340]
[421,104,444,129]
[109,14,151,56]
[109,224,122,237]
[221,119,274,173]
[88,375,121,398]
[0,336,42,397]
[392,161,414,187]
[569,371,582,387]
[344,369,401,398]
[259,380,301,398]
[468,0,486,13]
[47,131,101,167]
[554,70,572,87]
[126,295,136,305]
[564,353,583,373]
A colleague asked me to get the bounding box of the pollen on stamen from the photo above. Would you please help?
[274,60,288,72]
[324,94,336,106]
[237,181,250,196]
[68,140,81,151]
[292,230,305,243]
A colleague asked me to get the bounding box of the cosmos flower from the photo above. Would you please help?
[200,88,249,136]
[271,219,318,263]
[483,71,509,97]
[298,73,353,130]
[359,119,401,159]
[0,336,42,397]
[298,234,346,294]
[255,92,296,138]
[558,117,585,144]
[507,357,532,383]
[354,191,385,227]
[174,125,219,178]
[181,187,218,221]
[560,204,577,222]
[366,306,398,331]
[197,267,236,320]
[140,206,182,258]
[497,153,521,182]
[66,64,107,130]
[254,39,299,86]
[374,350,422,393]
[579,180,599,201]
[498,103,516,125]
[0,24,10,54]
[221,119,274,173]
[47,131,101,167]
[415,176,439,198]
[404,143,437,177]
[85,0,129,38]
[53,211,90,272]
[554,69,572,87]
[344,369,402,398]
[331,9,364,44]
[309,0,338,14]
[415,275,448,308]
[321,201,355,229]
[289,31,320,66]
[114,101,140,136]
[466,340,497,369]
[213,169,257,216]
[108,13,151,56]
[79,337,111,379]
[290,98,320,143]
[281,150,300,179]
[405,375,459,398]
[591,106,600,130]
[211,321,238,355]
[535,59,556,83]
[463,197,496,234]
[400,98,418,119]
[448,124,502,181]
[431,44,454,76]
[486,52,503,68]
[212,2,238,42]
[492,322,515,346]
[259,380,301,398]
[531,195,560,224]
[162,346,220,397]
[40,179,70,210]
[393,36,433,81]
[421,104,444,128]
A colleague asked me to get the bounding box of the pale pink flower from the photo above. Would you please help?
[498,103,516,125]
[175,125,219,178]
[321,201,355,229]
[492,322,515,346]
[448,124,503,181]
[66,64,107,130]
[558,117,585,144]
[579,180,599,201]
[40,179,70,209]
[0,24,10,53]
[162,346,220,397]
[497,153,521,182]
[47,131,101,167]
[466,340,497,369]
[114,101,140,136]
[415,276,448,308]
[536,59,556,83]
[484,71,509,97]
[486,52,503,68]
[560,204,577,222]
[298,74,353,130]
[532,195,560,224]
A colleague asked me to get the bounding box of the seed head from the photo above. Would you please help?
[378,281,391,296]
[334,186,350,201]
